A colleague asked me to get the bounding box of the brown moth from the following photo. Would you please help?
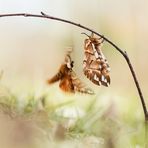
[47,50,94,95]
[82,33,110,87]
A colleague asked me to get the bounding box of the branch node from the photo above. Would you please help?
[124,51,128,57]
[41,11,46,16]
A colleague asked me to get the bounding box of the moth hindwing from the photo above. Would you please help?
[47,50,94,95]
[82,33,110,87]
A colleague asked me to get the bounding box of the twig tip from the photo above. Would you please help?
[41,11,45,16]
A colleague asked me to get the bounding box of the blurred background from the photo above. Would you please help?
[0,0,148,147]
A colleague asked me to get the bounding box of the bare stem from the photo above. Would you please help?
[0,12,147,120]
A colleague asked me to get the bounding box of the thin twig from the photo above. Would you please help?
[0,12,147,120]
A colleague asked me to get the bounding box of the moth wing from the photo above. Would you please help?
[83,68,102,86]
[101,74,110,87]
[59,74,74,93]
[95,50,111,87]
[47,71,62,84]
[71,70,94,95]
[83,41,111,87]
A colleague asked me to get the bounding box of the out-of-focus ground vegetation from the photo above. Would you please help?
[0,0,148,148]
[0,83,146,148]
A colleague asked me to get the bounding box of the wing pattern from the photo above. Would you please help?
[83,33,110,87]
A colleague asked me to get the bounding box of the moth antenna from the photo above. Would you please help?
[66,47,73,54]
[81,32,90,38]
[81,32,96,39]
[82,32,104,42]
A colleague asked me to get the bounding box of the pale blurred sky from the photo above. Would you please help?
[0,0,148,101]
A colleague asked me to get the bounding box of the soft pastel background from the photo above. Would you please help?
[0,0,148,148]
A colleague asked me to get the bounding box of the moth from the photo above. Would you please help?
[82,33,110,87]
[47,51,94,95]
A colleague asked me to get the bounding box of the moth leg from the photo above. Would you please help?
[101,37,104,43]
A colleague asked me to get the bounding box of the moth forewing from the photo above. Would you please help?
[71,70,94,95]
[59,72,74,93]
[47,72,61,84]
